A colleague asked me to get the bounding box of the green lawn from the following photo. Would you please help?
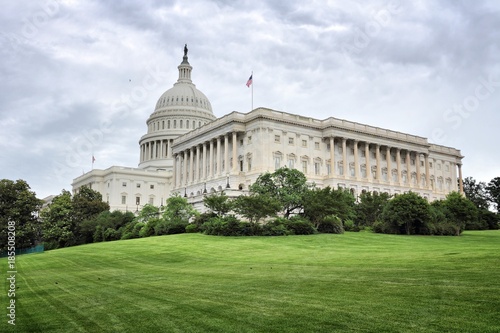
[2,231,500,332]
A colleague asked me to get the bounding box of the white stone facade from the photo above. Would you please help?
[172,108,464,210]
[72,48,464,213]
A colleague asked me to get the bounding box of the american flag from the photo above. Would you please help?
[246,74,253,87]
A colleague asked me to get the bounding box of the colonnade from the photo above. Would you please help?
[140,139,174,162]
[174,132,238,188]
[327,137,463,193]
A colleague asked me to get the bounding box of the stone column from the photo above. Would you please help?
[196,145,201,181]
[202,142,207,180]
[167,139,172,158]
[174,154,179,187]
[353,140,359,180]
[232,132,238,173]
[416,153,422,188]
[189,147,194,183]
[224,134,229,174]
[406,150,411,186]
[396,148,401,185]
[425,154,431,190]
[209,139,214,178]
[342,138,347,178]
[183,151,188,186]
[329,137,335,176]
[216,136,221,176]
[365,143,371,181]
[386,147,391,184]
[375,144,381,182]
[458,164,464,194]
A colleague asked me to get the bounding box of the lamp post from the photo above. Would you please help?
[226,174,230,189]
[203,182,207,194]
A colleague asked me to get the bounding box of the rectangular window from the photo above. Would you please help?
[371,152,376,159]
[302,140,307,147]
[248,136,252,144]
[288,159,294,168]
[314,142,320,150]
[392,155,396,162]
[327,163,331,175]
[361,150,366,157]
[240,160,243,172]
[314,162,320,175]
[302,160,307,174]
[402,156,406,164]
[382,154,386,161]
[136,183,141,188]
[121,196,126,204]
[275,156,281,170]
[289,137,294,145]
[421,161,425,167]
[247,158,252,171]
[150,184,154,189]
[122,182,127,187]
[430,162,433,168]
[239,139,244,146]
[411,159,415,165]
[350,148,355,155]
[136,197,140,205]
[149,197,154,205]
[275,135,281,143]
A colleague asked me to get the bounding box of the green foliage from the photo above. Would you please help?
[140,218,160,237]
[162,194,198,224]
[135,204,160,224]
[203,192,233,217]
[232,193,281,224]
[120,221,144,240]
[302,186,356,227]
[40,190,75,249]
[442,192,479,235]
[380,192,431,235]
[284,216,316,235]
[486,176,500,211]
[463,177,490,210]
[202,216,254,236]
[154,218,188,236]
[185,224,200,233]
[192,212,217,227]
[317,215,344,234]
[479,208,500,230]
[71,186,110,226]
[262,218,290,236]
[355,191,391,226]
[0,179,43,252]
[343,219,360,232]
[250,167,310,218]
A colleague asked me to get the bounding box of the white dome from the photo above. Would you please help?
[154,81,213,115]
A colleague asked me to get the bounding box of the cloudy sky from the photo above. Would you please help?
[1,0,499,199]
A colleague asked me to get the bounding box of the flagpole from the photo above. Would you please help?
[251,70,253,111]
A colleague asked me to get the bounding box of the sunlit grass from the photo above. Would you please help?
[2,231,500,332]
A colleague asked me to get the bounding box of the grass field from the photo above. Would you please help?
[2,231,500,332]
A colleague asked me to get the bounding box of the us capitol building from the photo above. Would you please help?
[72,47,464,212]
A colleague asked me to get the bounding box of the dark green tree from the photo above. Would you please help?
[232,194,281,225]
[250,167,310,218]
[72,186,110,224]
[302,186,356,228]
[40,190,75,248]
[135,204,160,224]
[203,192,233,217]
[354,191,391,227]
[0,179,42,252]
[380,192,431,235]
[162,194,198,223]
[463,177,489,210]
[443,192,478,235]
[486,177,500,211]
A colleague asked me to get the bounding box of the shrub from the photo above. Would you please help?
[155,218,188,235]
[202,216,257,236]
[185,223,200,233]
[285,216,316,235]
[193,212,217,227]
[140,219,159,237]
[343,219,360,232]
[262,218,290,236]
[103,228,121,241]
[318,215,344,234]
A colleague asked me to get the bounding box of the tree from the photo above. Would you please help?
[463,177,489,210]
[486,177,500,212]
[40,190,76,248]
[443,192,479,235]
[0,179,43,252]
[232,194,281,225]
[135,204,160,224]
[380,192,431,235]
[203,192,233,217]
[302,187,356,228]
[162,193,198,223]
[71,186,110,244]
[250,167,310,218]
[355,191,391,227]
